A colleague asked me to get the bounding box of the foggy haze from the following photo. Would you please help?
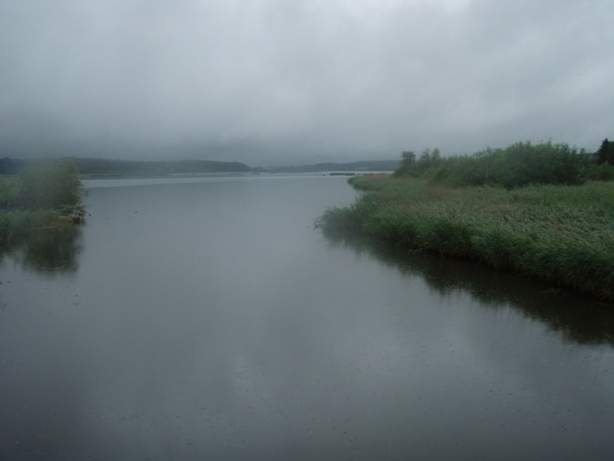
[1,0,612,166]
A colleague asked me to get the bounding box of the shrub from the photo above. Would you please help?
[393,148,442,178]
[15,160,87,217]
[430,141,585,189]
[0,159,87,242]
[583,162,614,181]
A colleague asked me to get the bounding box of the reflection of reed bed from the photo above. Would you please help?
[316,176,614,301]
[321,228,614,346]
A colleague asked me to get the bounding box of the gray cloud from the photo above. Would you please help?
[1,0,613,165]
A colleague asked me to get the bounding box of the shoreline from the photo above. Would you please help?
[316,175,614,301]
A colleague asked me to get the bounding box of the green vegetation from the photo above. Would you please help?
[392,140,614,187]
[392,148,443,178]
[594,138,614,166]
[316,140,614,301]
[0,160,87,242]
[587,139,614,181]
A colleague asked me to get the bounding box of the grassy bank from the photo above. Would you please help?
[0,209,63,239]
[0,160,87,243]
[316,175,614,301]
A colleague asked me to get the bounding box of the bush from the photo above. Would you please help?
[583,162,614,181]
[430,141,585,189]
[0,177,20,210]
[0,209,60,241]
[393,148,442,178]
[0,159,87,242]
[15,160,87,217]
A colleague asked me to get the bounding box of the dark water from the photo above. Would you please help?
[1,175,613,461]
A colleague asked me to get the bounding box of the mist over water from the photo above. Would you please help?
[1,175,613,460]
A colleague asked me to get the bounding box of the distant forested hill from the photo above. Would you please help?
[255,160,400,173]
[0,157,400,176]
[0,157,252,176]
[71,158,252,176]
[0,158,28,175]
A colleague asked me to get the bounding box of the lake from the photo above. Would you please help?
[1,174,613,460]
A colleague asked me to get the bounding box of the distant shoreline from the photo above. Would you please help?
[0,157,399,177]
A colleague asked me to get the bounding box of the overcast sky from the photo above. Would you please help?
[1,0,612,166]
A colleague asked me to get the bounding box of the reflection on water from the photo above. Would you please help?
[322,228,614,346]
[0,226,83,275]
[1,177,613,461]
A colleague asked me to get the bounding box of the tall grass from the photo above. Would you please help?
[0,160,86,243]
[316,176,614,301]
[0,209,61,242]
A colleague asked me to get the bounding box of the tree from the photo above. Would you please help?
[392,151,417,176]
[394,149,443,177]
[595,139,614,165]
[402,150,416,164]
[17,160,87,218]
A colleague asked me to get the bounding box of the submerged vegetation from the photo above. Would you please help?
[316,140,614,301]
[0,159,87,243]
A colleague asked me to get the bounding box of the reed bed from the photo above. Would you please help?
[0,210,61,241]
[316,175,614,301]
[0,160,86,243]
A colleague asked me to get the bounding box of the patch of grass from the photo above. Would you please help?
[0,209,61,242]
[317,175,614,301]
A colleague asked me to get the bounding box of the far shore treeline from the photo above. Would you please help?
[316,139,614,301]
[0,157,252,177]
[0,157,400,177]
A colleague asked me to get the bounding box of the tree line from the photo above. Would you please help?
[0,157,252,177]
[393,139,614,188]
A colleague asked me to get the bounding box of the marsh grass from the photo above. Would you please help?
[0,160,87,243]
[316,176,614,300]
[0,209,61,242]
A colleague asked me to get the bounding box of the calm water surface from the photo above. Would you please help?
[1,175,613,460]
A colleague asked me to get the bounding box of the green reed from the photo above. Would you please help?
[316,176,614,301]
